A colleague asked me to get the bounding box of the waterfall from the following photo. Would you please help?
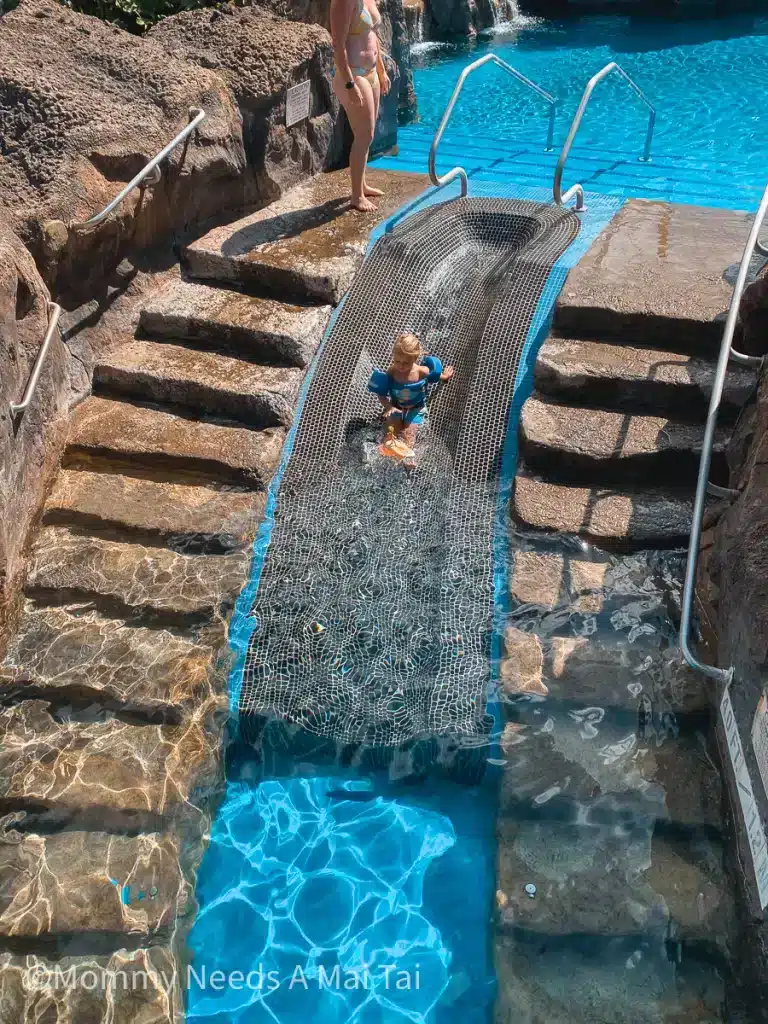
[416,5,424,42]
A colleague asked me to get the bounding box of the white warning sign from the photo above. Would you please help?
[286,80,311,128]
[752,693,768,801]
[721,686,768,910]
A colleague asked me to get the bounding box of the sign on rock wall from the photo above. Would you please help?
[286,81,311,128]
[721,686,768,909]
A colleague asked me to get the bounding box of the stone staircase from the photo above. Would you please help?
[497,201,755,1022]
[0,168,426,1020]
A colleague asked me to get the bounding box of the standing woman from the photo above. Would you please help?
[331,0,391,212]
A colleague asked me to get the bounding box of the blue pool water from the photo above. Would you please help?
[375,14,768,209]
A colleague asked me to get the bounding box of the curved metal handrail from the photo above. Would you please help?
[429,54,556,199]
[74,107,206,229]
[680,181,768,685]
[9,302,63,417]
[553,62,656,212]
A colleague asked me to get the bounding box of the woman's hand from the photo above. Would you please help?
[441,366,455,381]
[378,68,391,96]
[347,81,365,107]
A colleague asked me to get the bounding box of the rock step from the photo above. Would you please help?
[139,275,331,368]
[519,396,728,486]
[1,604,222,720]
[0,947,177,1021]
[0,823,184,939]
[93,340,303,429]
[535,336,756,417]
[25,526,248,627]
[183,168,429,304]
[552,199,749,353]
[0,701,219,827]
[66,396,285,489]
[513,474,694,550]
[0,948,178,1021]
[44,468,266,554]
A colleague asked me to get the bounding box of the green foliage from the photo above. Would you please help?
[57,0,238,33]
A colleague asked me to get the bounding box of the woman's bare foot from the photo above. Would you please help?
[364,185,385,197]
[352,195,377,212]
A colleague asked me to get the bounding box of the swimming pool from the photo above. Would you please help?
[375,13,768,209]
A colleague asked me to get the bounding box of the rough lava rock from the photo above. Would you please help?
[738,260,768,357]
[0,0,247,305]
[702,364,768,1019]
[0,216,68,657]
[148,5,346,198]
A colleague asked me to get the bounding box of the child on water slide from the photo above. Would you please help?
[367,332,454,463]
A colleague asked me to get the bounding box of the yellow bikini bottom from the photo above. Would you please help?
[349,66,378,88]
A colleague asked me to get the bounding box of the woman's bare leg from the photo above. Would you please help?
[334,73,377,212]
[364,75,384,198]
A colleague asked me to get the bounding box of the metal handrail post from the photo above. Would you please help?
[680,181,768,684]
[78,107,206,229]
[9,302,63,417]
[429,54,556,198]
[553,62,656,211]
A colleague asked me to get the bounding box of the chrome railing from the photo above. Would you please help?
[429,54,556,199]
[680,182,768,685]
[73,107,206,229]
[9,302,63,417]
[553,62,655,212]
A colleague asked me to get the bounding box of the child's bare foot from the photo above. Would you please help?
[364,185,385,197]
[352,195,377,212]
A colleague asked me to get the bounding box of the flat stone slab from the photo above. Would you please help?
[45,468,266,553]
[0,826,184,939]
[520,395,726,484]
[26,526,248,625]
[513,474,694,548]
[184,168,429,304]
[67,396,285,489]
[94,340,303,428]
[0,700,219,824]
[2,604,222,718]
[140,275,331,367]
[535,336,756,416]
[0,948,178,1023]
[554,200,751,350]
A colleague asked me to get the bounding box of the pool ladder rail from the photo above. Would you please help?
[427,59,656,211]
[428,53,557,198]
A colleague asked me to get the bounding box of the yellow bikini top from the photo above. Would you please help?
[348,0,381,36]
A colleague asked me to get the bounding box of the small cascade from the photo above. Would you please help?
[405,0,425,46]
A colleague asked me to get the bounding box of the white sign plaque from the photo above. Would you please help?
[752,693,768,801]
[286,80,311,128]
[721,685,768,909]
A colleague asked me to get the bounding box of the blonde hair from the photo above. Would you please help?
[392,332,422,361]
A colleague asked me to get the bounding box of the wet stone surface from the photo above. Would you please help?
[45,468,268,554]
[67,397,286,490]
[139,273,332,368]
[1,603,226,718]
[512,474,696,549]
[94,340,303,428]
[0,699,221,825]
[495,526,733,1023]
[0,825,185,939]
[26,526,249,625]
[0,947,179,1024]
[184,168,430,303]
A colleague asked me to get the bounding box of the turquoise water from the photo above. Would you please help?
[375,14,768,209]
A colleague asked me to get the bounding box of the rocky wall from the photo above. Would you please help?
[699,357,768,1018]
[0,0,346,307]
[0,218,68,658]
